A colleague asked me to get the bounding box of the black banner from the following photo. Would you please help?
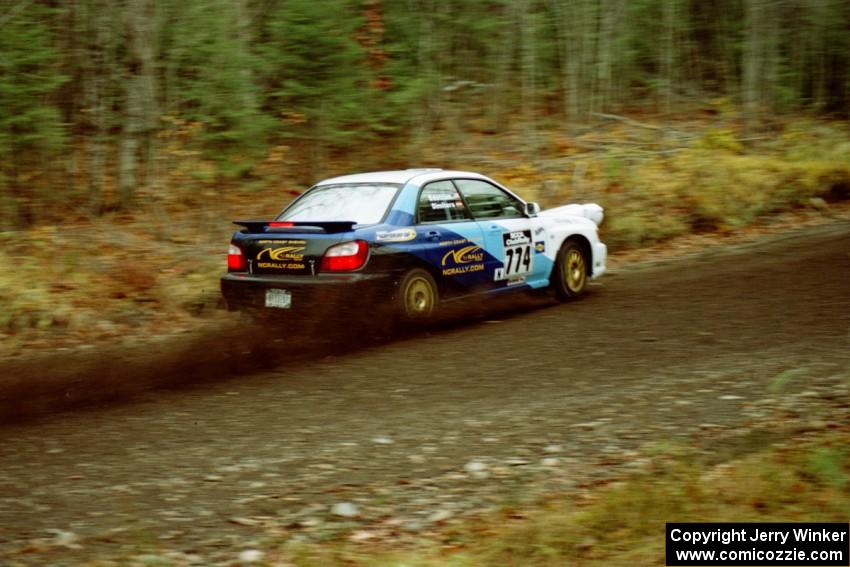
[666,523,849,566]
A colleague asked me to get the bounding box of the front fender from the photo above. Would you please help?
[544,218,607,278]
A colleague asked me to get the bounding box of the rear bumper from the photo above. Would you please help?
[220,271,397,315]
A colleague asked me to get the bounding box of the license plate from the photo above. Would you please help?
[265,288,292,309]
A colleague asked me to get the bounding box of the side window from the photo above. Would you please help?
[454,179,523,219]
[417,180,472,223]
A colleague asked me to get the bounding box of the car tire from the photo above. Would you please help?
[398,268,439,322]
[552,239,588,301]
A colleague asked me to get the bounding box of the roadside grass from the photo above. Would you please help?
[0,221,227,354]
[276,429,850,567]
[583,120,850,249]
[2,116,850,355]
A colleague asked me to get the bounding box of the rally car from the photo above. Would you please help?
[221,169,606,321]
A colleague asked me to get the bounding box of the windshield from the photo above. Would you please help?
[277,183,400,225]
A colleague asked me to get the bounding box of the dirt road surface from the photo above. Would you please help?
[1,221,849,565]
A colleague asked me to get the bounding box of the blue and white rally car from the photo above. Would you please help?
[221,169,606,321]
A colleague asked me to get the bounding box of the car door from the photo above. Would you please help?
[453,178,548,290]
[414,180,488,294]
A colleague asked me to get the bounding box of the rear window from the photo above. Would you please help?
[277,183,400,225]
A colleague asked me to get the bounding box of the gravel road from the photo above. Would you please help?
[1,221,849,565]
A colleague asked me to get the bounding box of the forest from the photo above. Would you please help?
[2,0,849,227]
[1,0,850,346]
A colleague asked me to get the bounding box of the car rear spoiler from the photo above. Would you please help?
[233,220,357,234]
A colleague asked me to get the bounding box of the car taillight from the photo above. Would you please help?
[320,240,369,272]
[227,243,247,272]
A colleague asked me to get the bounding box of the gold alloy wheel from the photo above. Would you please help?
[565,248,586,292]
[404,275,435,316]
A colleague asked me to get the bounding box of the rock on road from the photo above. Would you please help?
[1,221,849,564]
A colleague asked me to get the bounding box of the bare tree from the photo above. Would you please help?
[84,0,115,214]
[118,0,157,210]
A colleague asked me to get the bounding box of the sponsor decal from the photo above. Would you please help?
[442,264,484,276]
[427,192,464,210]
[503,230,531,247]
[255,239,307,268]
[257,239,305,245]
[534,241,546,253]
[441,245,484,266]
[257,246,305,262]
[441,244,485,276]
[439,238,469,247]
[257,262,306,270]
[506,275,526,286]
[376,228,416,242]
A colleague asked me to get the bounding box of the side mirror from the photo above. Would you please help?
[525,201,541,216]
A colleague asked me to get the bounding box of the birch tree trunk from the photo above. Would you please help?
[489,6,512,132]
[518,0,536,147]
[119,0,157,210]
[743,0,765,133]
[86,0,113,215]
[661,0,676,113]
[549,0,580,121]
[413,0,437,148]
